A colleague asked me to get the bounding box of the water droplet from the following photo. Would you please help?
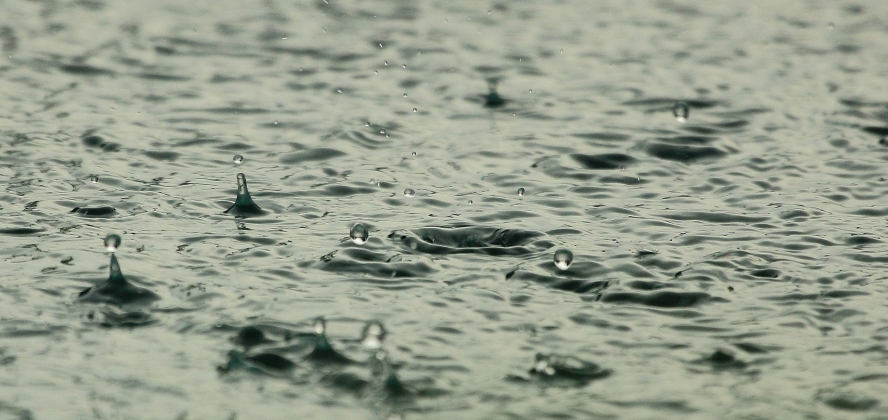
[467,200,473,205]
[411,151,417,157]
[337,89,342,94]
[553,249,573,270]
[89,175,99,183]
[365,121,371,127]
[403,93,408,98]
[517,187,525,196]
[827,22,835,30]
[673,102,689,123]
[314,317,326,335]
[384,60,388,66]
[104,233,122,253]
[528,89,533,93]
[361,320,386,349]
[402,64,406,69]
[404,188,415,197]
[350,223,369,245]
[378,42,383,48]
[233,154,244,164]
[412,108,417,113]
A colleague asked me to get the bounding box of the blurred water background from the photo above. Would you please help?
[2,0,888,418]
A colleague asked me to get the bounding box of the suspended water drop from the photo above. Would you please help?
[314,317,326,335]
[89,175,99,183]
[104,233,122,253]
[467,200,473,205]
[365,121,371,126]
[233,154,244,164]
[528,89,533,93]
[412,108,417,113]
[337,89,343,94]
[411,151,417,157]
[673,102,689,123]
[553,249,573,270]
[350,223,369,245]
[402,64,406,69]
[361,320,386,349]
[404,188,415,197]
[403,93,408,98]
[517,187,525,196]
[378,42,383,48]
[384,60,388,66]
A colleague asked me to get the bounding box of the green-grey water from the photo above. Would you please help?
[2,1,888,418]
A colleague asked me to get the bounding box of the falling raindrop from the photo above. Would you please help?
[89,175,99,183]
[517,187,525,196]
[673,102,689,123]
[412,108,417,113]
[402,64,406,69]
[403,93,408,98]
[554,249,573,270]
[314,317,326,335]
[361,320,386,349]
[404,188,415,197]
[104,233,122,253]
[350,223,369,245]
[467,200,473,205]
[233,154,244,164]
[384,60,388,66]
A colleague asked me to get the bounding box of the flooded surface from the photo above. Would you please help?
[2,0,888,418]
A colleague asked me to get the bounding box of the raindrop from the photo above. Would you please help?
[673,102,689,123]
[361,320,386,349]
[384,60,388,66]
[350,223,369,245]
[365,121,371,126]
[314,317,326,335]
[553,249,573,270]
[402,64,406,69]
[233,154,244,164]
[517,187,525,196]
[378,42,383,48]
[403,93,408,98]
[412,108,417,113]
[528,89,533,93]
[89,175,99,183]
[411,151,417,157]
[404,188,415,197]
[337,89,343,94]
[467,200,473,205]
[104,233,122,253]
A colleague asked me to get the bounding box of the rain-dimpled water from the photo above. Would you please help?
[2,1,888,419]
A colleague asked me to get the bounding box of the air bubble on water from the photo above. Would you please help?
[314,317,326,335]
[518,187,525,196]
[361,320,386,349]
[89,175,99,183]
[673,102,689,123]
[104,233,122,253]
[404,188,415,197]
[554,249,573,270]
[233,154,244,164]
[350,223,369,245]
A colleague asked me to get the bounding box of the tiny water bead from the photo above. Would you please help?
[404,188,415,197]
[411,151,417,157]
[673,102,689,123]
[233,154,244,164]
[89,175,99,183]
[553,249,573,270]
[517,187,525,196]
[104,234,121,253]
[361,320,386,349]
[350,223,370,245]
[314,317,326,335]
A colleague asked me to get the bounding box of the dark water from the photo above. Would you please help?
[2,0,888,418]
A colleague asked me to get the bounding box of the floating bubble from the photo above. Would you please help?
[517,187,525,196]
[553,249,573,270]
[673,102,689,123]
[233,154,244,164]
[350,223,369,245]
[89,175,99,183]
[104,233,121,253]
[361,320,386,349]
[404,188,415,197]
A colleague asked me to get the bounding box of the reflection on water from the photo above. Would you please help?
[2,0,888,418]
